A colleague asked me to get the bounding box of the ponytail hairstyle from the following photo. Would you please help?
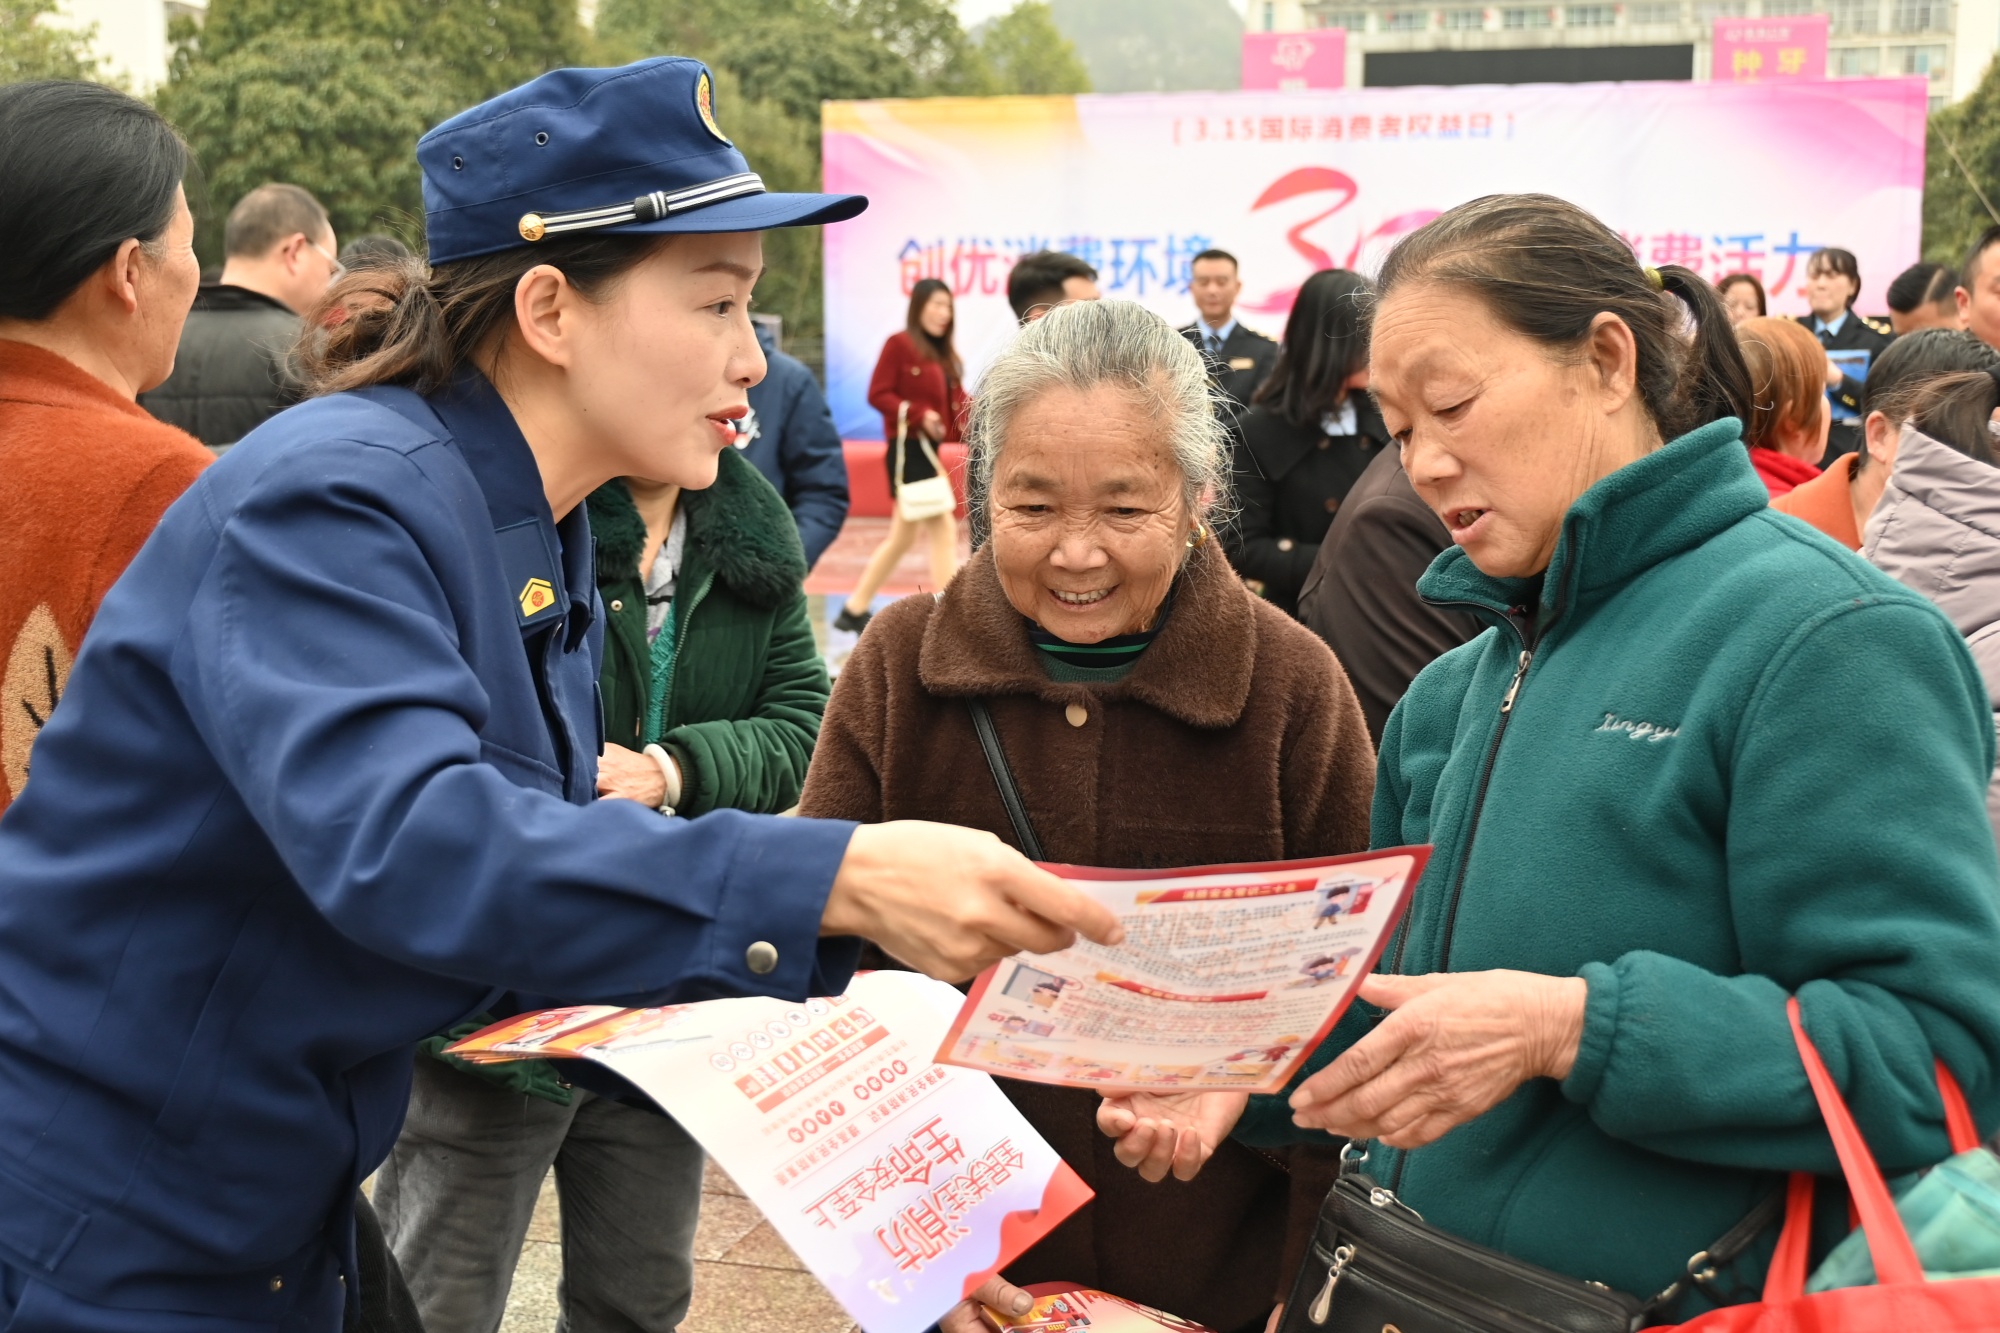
[1907,370,2000,468]
[298,234,670,396]
[1374,194,1752,442]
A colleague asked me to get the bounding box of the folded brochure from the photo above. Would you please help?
[447,971,1090,1333]
[939,848,1428,1094]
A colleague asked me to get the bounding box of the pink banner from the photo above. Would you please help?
[822,79,1926,439]
[1713,15,1828,82]
[1241,31,1346,91]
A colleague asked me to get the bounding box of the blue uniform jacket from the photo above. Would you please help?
[742,327,849,569]
[0,373,857,1328]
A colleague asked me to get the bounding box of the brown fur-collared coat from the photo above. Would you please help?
[799,539,1375,1333]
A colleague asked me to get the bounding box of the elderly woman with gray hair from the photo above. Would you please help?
[800,299,1377,1333]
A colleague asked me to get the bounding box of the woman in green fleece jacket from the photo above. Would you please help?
[1099,195,2000,1315]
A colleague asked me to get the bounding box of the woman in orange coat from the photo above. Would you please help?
[834,279,969,631]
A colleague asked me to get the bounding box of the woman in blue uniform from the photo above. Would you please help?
[0,59,1115,1333]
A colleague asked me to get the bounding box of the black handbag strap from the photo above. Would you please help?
[966,698,1045,861]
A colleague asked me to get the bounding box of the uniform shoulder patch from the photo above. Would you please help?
[695,71,730,145]
[1864,315,1894,336]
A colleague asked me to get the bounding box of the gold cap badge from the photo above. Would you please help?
[519,577,555,617]
[518,213,546,243]
[695,71,730,145]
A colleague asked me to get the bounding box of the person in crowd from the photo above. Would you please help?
[378,441,829,1333]
[0,59,1119,1333]
[341,233,414,271]
[1798,246,1893,463]
[1225,269,1387,617]
[1773,328,2000,548]
[1100,195,2000,1323]
[139,182,340,449]
[1736,315,1830,497]
[801,298,1378,1333]
[835,278,968,632]
[738,319,849,569]
[1007,249,1101,323]
[1958,223,2000,352]
[0,81,212,817]
[1863,369,2000,841]
[1178,247,1278,418]
[1296,444,1481,742]
[1885,260,1961,335]
[1716,271,1766,326]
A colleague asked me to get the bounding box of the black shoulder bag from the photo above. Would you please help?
[966,698,1045,861]
[1278,1146,1784,1333]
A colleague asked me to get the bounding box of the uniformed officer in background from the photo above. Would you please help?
[1796,246,1894,464]
[1177,248,1278,422]
[0,58,1117,1333]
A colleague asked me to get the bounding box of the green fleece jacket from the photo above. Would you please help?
[588,447,828,817]
[1238,418,2000,1304]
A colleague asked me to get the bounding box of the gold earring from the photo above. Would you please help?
[1187,523,1208,549]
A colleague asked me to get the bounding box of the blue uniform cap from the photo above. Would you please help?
[418,57,867,265]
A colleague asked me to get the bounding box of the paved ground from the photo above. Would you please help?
[499,1160,860,1333]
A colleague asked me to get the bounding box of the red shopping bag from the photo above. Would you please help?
[1672,998,1999,1332]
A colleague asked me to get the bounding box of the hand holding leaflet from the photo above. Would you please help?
[937,849,1428,1096]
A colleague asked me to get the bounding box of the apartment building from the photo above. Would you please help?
[1251,0,1999,106]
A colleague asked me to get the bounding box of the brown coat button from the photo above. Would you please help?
[1325,497,1340,513]
[1064,703,1088,728]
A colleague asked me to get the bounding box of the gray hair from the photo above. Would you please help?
[965,299,1233,525]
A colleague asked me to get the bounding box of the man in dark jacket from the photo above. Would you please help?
[1178,248,1277,418]
[140,183,338,449]
[736,322,849,569]
[1296,446,1480,741]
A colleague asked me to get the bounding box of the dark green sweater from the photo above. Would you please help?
[1239,419,2000,1304]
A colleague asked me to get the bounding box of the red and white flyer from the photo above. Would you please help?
[447,971,1089,1333]
[938,848,1429,1095]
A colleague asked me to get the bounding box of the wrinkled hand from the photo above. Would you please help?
[1288,971,1587,1150]
[820,822,1124,982]
[1096,1090,1249,1182]
[938,1274,1035,1332]
[596,744,666,808]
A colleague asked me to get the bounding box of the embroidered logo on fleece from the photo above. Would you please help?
[1596,712,1679,743]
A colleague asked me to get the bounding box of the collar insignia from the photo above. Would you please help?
[519,577,556,618]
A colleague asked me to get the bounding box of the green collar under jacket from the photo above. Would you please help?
[1240,418,2000,1307]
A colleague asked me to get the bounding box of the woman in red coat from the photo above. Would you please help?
[835,279,969,631]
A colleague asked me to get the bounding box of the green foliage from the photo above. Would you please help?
[1048,0,1240,93]
[1926,55,2000,268]
[976,2,1089,95]
[0,0,99,84]
[157,31,450,259]
[193,0,581,109]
